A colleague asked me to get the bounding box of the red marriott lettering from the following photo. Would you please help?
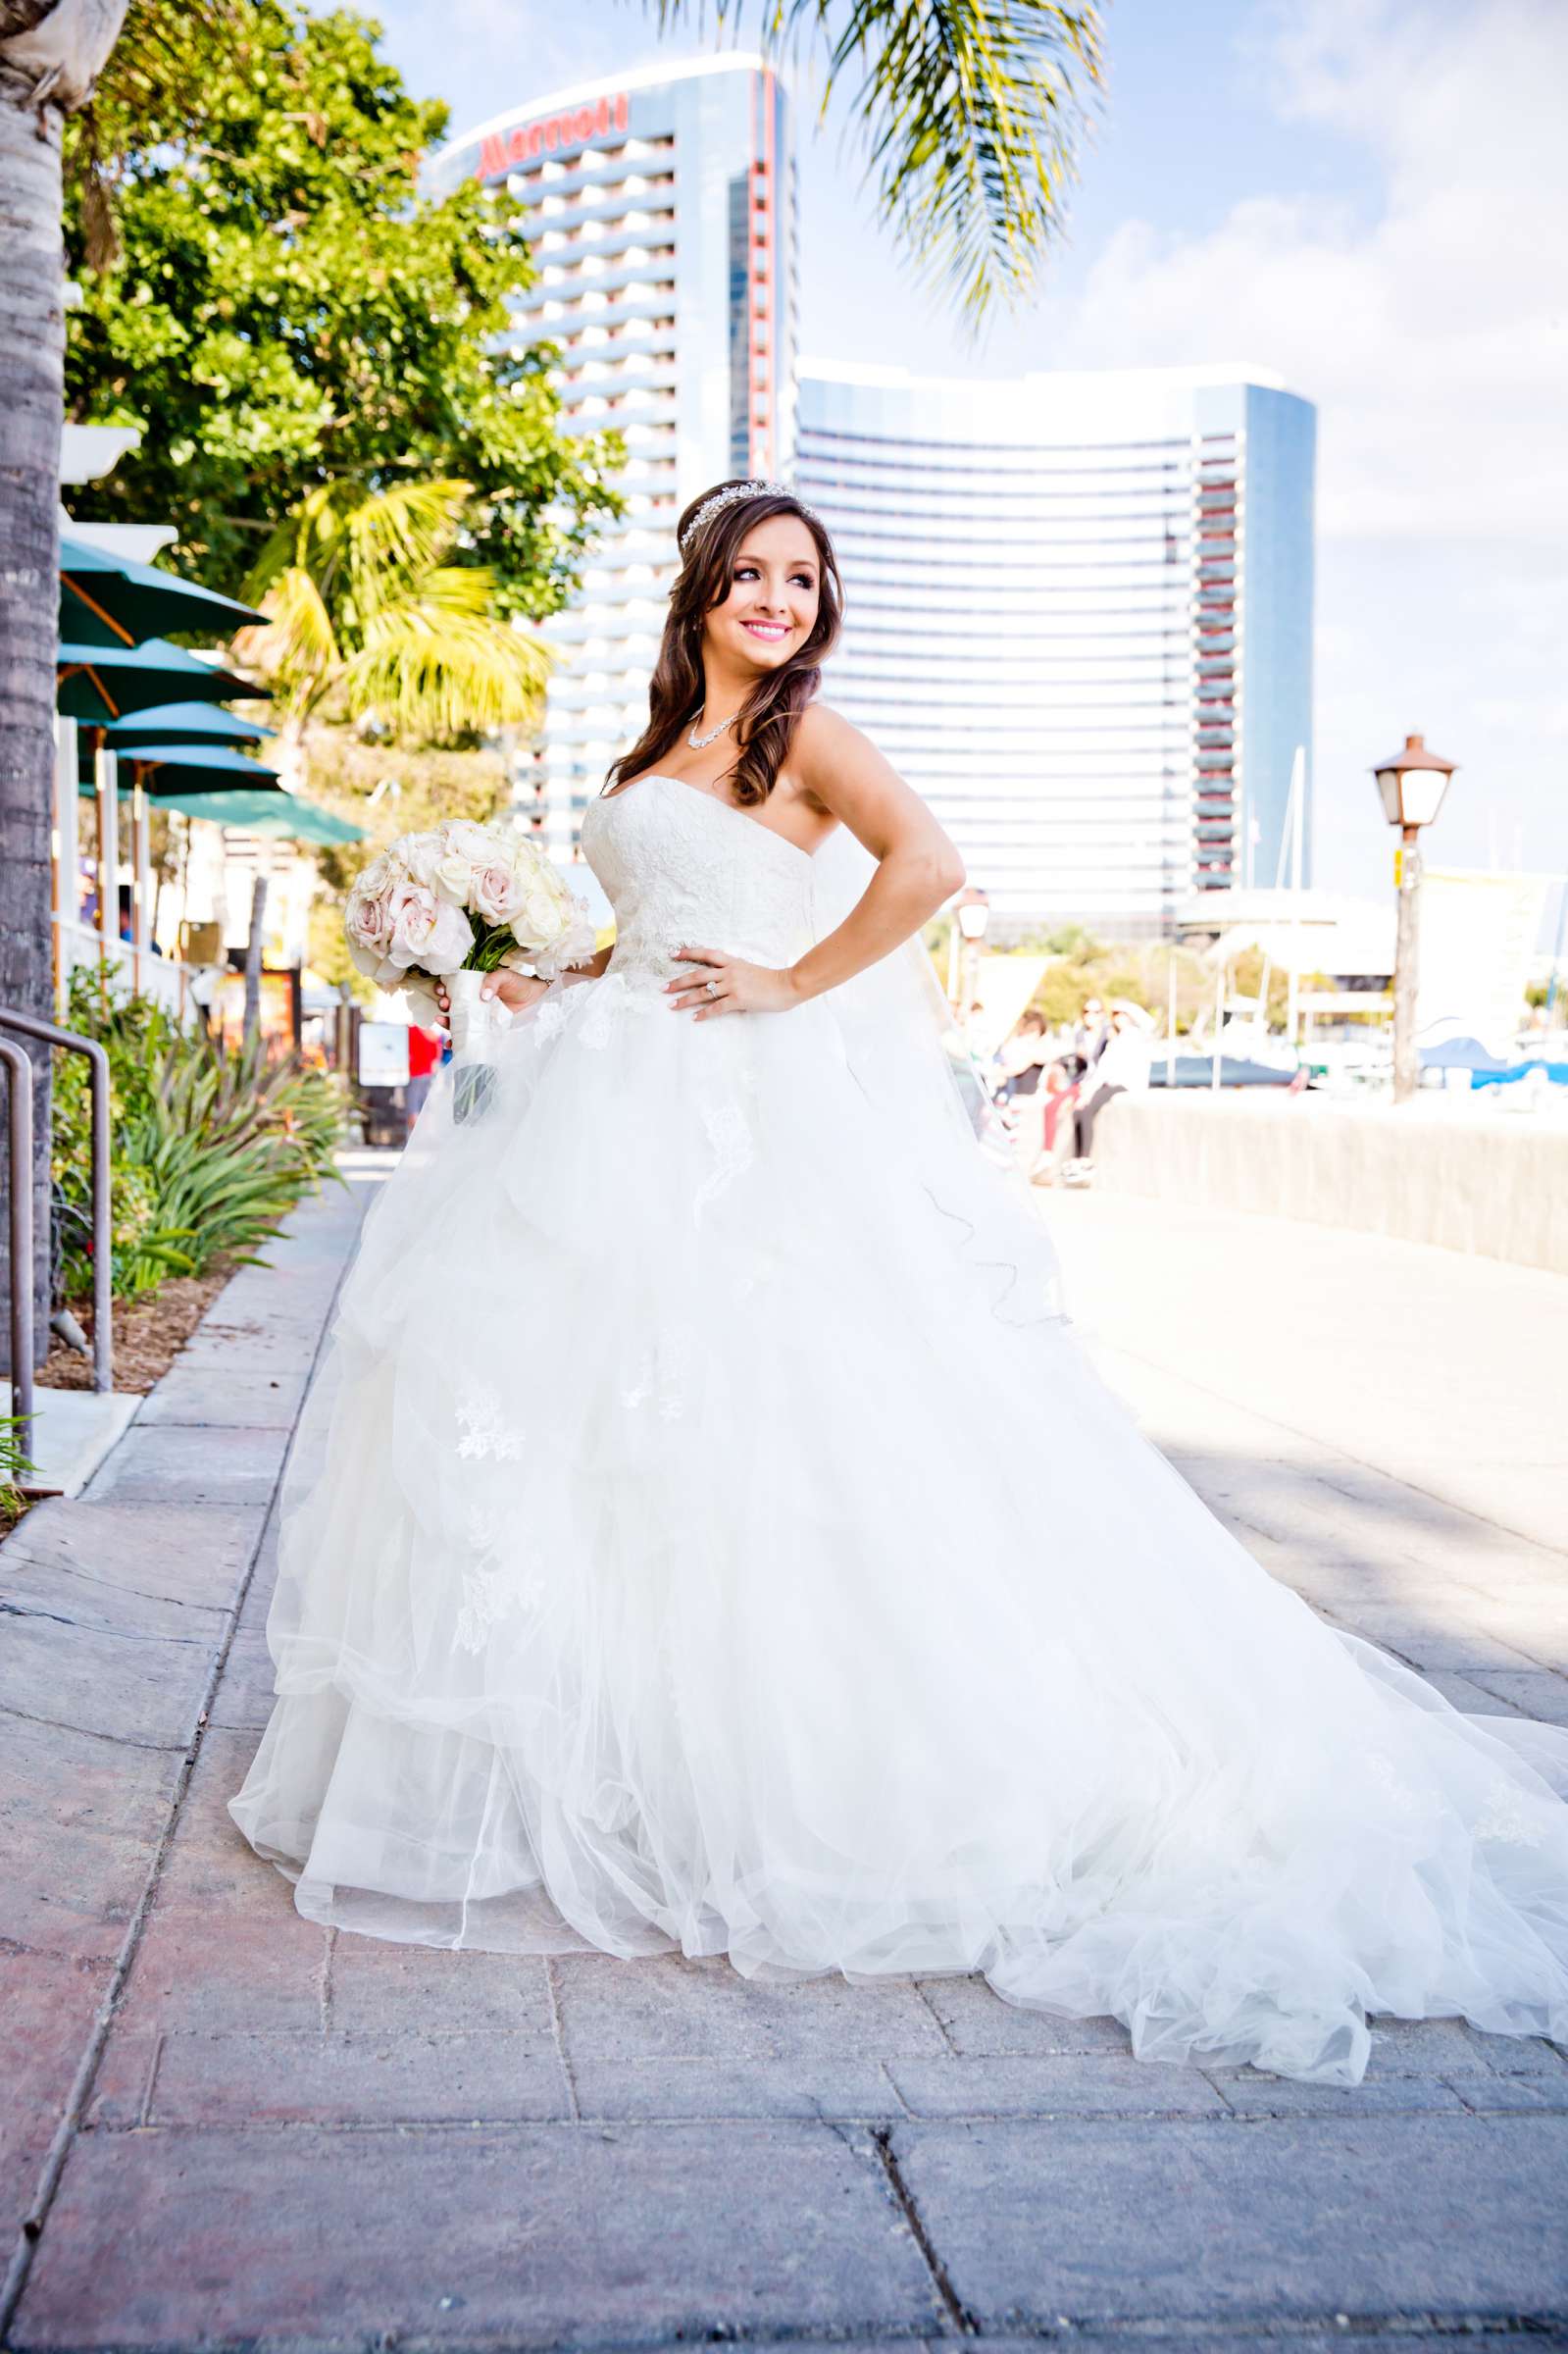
[476,92,630,180]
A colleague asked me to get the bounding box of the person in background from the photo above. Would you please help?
[997,1006,1050,1101]
[1064,1005,1151,1185]
[1021,1056,1084,1187]
[404,1021,444,1137]
[1075,997,1108,1063]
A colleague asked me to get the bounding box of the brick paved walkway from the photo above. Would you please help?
[3,1163,1566,2349]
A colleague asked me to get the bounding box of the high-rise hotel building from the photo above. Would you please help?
[796,364,1315,937]
[429,59,797,858]
[434,69,1314,935]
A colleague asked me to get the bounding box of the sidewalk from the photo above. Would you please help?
[3,1165,1566,2350]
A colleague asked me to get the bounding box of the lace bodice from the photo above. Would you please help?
[580,775,817,987]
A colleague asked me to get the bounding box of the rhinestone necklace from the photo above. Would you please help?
[687,707,739,751]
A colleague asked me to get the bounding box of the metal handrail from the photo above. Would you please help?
[0,1038,35,1458]
[0,1008,113,1393]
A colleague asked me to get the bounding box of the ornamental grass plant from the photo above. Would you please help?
[53,973,344,1303]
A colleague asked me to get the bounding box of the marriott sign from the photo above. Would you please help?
[475,92,631,180]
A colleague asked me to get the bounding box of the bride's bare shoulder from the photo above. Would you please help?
[793,702,863,757]
[788,703,874,803]
[789,702,903,813]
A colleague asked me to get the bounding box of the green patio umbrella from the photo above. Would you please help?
[59,535,265,648]
[78,742,282,794]
[153,787,364,844]
[96,701,275,752]
[58,638,261,723]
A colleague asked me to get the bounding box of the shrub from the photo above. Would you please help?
[53,973,345,1302]
[0,1415,35,1523]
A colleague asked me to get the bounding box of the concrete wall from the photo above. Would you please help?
[1092,1092,1568,1275]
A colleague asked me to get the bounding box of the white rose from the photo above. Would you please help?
[513,886,568,949]
[440,818,500,865]
[431,849,477,908]
[389,832,442,891]
[522,845,567,897]
[424,899,477,973]
[530,901,598,980]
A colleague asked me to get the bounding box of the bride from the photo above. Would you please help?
[231,479,1568,2086]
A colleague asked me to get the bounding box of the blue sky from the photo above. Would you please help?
[336,0,1567,905]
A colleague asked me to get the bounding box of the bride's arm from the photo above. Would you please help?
[669,706,963,1020]
[783,705,964,1002]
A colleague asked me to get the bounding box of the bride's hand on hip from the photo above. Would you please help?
[667,947,801,1020]
[432,972,551,1021]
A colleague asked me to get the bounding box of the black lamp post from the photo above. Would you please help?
[1371,732,1457,1103]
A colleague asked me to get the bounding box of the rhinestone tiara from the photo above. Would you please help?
[679,479,819,553]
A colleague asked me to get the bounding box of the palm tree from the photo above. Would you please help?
[231,477,552,1023]
[0,0,127,1368]
[647,0,1103,318]
[238,476,554,784]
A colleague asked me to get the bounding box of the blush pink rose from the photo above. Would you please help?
[384,883,474,975]
[472,861,525,924]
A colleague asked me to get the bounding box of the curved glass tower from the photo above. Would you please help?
[796,363,1315,938]
[430,59,798,859]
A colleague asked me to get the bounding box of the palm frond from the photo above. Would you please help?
[234,564,340,716]
[243,478,364,606]
[241,472,549,741]
[340,594,553,740]
[241,507,310,607]
[649,0,1103,319]
[344,478,474,606]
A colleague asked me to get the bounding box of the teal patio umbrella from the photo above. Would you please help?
[152,787,363,844]
[96,701,275,752]
[58,638,260,723]
[78,742,282,795]
[59,535,264,648]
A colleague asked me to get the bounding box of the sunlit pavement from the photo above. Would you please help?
[3,1164,1565,2350]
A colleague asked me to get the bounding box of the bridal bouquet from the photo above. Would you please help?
[345,819,595,1118]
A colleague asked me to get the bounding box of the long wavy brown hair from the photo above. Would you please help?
[606,482,843,808]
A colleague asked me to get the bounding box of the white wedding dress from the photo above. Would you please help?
[231,773,1568,2084]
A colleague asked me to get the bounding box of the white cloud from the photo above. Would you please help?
[1051,0,1568,889]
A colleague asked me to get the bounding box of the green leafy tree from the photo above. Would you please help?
[649,0,1104,317]
[62,0,621,604]
[240,475,553,763]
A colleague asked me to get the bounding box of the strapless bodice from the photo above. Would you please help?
[579,775,817,986]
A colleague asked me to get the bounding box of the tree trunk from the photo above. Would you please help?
[0,77,65,1371]
[0,1,128,1370]
[243,873,268,1048]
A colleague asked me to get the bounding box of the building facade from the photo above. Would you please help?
[430,58,797,859]
[796,364,1315,938]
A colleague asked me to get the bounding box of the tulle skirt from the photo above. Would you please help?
[230,975,1568,2084]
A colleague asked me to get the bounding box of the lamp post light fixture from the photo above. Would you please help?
[1371,731,1457,1104]
[955,887,990,944]
[953,886,989,1036]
